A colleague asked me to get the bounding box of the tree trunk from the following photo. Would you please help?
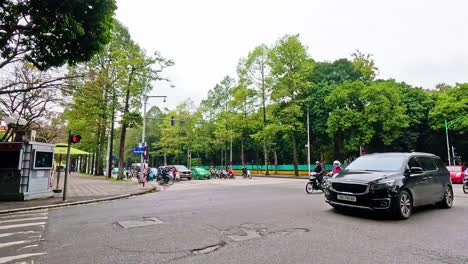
[117,87,131,180]
[107,92,116,178]
[97,119,106,175]
[241,137,244,166]
[274,149,278,174]
[291,133,299,176]
[263,140,269,175]
[94,124,101,176]
[91,153,95,174]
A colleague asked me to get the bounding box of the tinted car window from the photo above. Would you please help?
[407,157,421,169]
[446,166,461,172]
[417,157,437,171]
[345,155,406,171]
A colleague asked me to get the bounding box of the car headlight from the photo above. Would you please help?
[370,179,395,190]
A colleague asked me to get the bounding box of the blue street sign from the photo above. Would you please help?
[132,147,144,154]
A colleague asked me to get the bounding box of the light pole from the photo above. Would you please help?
[140,95,167,176]
[306,107,311,177]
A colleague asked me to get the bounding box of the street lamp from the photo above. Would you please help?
[140,94,167,176]
[445,114,465,165]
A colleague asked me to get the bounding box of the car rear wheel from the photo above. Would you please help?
[394,190,412,220]
[188,177,192,180]
[437,186,453,208]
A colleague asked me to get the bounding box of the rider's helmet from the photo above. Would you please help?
[315,161,320,164]
[333,160,341,167]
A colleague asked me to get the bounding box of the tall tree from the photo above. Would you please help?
[238,44,273,174]
[0,0,116,71]
[268,34,315,176]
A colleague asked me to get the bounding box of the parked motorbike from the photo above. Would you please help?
[306,172,327,194]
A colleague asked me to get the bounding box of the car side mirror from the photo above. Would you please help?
[410,167,424,174]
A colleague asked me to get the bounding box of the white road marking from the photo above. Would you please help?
[0,231,39,238]
[0,222,46,230]
[0,212,48,219]
[0,240,33,249]
[0,210,48,217]
[0,253,46,264]
[0,217,48,224]
[17,244,38,251]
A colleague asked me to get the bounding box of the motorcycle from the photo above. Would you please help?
[463,174,468,194]
[242,170,252,179]
[306,172,327,194]
[157,171,174,185]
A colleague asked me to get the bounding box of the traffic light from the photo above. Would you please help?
[171,116,175,126]
[70,134,81,144]
[143,145,148,160]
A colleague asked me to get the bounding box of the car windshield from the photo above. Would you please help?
[345,155,406,172]
[174,165,188,170]
[447,166,461,172]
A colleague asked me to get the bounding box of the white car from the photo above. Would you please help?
[173,165,192,180]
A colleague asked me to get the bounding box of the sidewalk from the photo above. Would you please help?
[0,173,155,212]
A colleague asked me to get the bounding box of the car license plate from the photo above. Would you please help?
[337,195,356,202]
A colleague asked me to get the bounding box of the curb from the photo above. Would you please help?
[0,186,157,215]
[253,174,308,179]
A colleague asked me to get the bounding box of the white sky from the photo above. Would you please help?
[116,0,468,110]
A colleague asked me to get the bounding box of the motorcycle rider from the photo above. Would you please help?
[332,160,343,174]
[313,161,325,186]
[313,161,324,174]
[242,166,248,178]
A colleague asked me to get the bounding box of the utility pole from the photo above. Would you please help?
[306,107,311,177]
[445,120,451,165]
[140,95,167,176]
[63,130,72,201]
[445,114,465,165]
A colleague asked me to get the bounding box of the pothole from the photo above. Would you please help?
[191,241,226,255]
[227,228,261,241]
[117,217,164,229]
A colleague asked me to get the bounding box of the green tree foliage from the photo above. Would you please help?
[430,83,468,131]
[351,50,379,82]
[0,0,116,70]
[326,80,410,155]
[268,34,315,175]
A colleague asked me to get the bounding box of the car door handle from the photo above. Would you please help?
[422,177,428,180]
[427,176,433,179]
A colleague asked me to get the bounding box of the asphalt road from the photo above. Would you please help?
[24,178,468,263]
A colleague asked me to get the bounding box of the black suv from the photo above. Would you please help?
[324,153,453,219]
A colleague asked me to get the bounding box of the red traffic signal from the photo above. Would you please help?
[143,145,148,160]
[71,134,81,144]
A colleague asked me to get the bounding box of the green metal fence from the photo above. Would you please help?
[197,164,345,171]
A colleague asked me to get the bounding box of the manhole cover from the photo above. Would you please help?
[117,217,164,229]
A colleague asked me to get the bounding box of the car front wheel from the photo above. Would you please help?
[394,190,412,220]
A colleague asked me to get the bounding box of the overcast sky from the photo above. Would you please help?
[116,0,468,110]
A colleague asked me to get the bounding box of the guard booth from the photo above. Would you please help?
[0,142,55,200]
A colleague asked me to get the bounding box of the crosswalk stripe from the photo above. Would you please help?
[0,252,46,264]
[17,244,39,251]
[0,240,33,249]
[0,217,48,224]
[0,212,48,219]
[0,222,46,230]
[0,231,39,238]
[0,209,48,217]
